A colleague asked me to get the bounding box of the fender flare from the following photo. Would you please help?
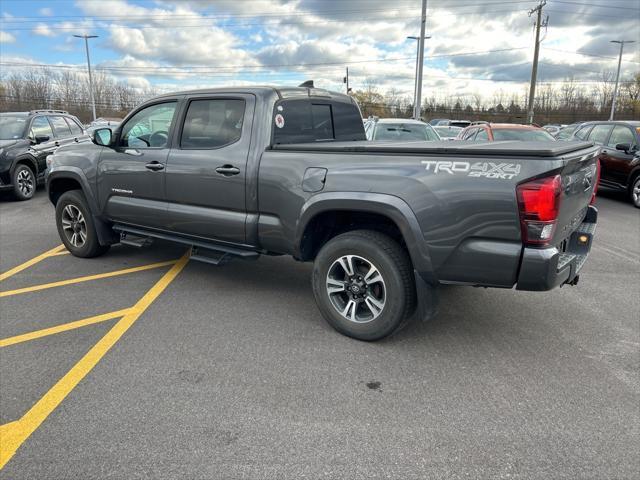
[11,154,39,178]
[295,192,436,284]
[46,168,100,215]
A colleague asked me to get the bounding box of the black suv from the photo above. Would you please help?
[0,110,88,200]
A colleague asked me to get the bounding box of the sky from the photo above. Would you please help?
[0,0,639,103]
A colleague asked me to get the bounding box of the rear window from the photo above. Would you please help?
[272,98,365,144]
[372,122,439,142]
[492,128,555,141]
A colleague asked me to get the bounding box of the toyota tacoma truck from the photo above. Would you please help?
[46,85,600,341]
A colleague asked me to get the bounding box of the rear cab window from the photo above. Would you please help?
[49,116,72,138]
[272,97,365,145]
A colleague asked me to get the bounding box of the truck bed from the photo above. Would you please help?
[272,140,595,157]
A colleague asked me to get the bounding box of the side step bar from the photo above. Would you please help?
[112,224,260,265]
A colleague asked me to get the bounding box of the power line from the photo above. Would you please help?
[550,0,640,10]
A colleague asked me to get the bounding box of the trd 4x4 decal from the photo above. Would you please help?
[421,160,521,179]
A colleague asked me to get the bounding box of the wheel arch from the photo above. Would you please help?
[295,192,436,283]
[47,169,98,213]
[12,154,39,177]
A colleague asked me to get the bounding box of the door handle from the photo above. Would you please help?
[74,138,79,143]
[54,141,59,147]
[215,165,240,176]
[124,149,143,156]
[145,162,165,171]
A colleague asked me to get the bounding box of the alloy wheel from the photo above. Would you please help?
[17,168,34,197]
[326,254,386,324]
[61,204,88,248]
[633,178,640,207]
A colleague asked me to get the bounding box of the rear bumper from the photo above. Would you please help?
[516,205,597,291]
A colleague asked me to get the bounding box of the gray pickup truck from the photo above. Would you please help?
[46,85,599,340]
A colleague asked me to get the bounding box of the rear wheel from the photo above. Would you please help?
[12,164,36,201]
[55,190,110,258]
[631,175,640,209]
[312,230,416,341]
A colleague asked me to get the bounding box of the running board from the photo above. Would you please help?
[112,224,260,264]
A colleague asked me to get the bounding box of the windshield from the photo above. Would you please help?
[373,123,440,141]
[492,128,555,141]
[434,126,462,138]
[0,116,28,140]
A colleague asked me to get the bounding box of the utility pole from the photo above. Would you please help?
[407,33,431,119]
[74,34,99,121]
[413,0,428,120]
[609,40,635,121]
[343,67,351,95]
[526,0,547,125]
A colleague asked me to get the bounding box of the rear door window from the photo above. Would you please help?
[587,124,613,145]
[606,125,636,148]
[49,116,72,138]
[180,98,245,149]
[64,117,83,135]
[463,128,478,140]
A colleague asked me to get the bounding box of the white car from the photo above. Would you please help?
[364,118,441,142]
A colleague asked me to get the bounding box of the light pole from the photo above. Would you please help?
[408,0,429,120]
[407,34,431,119]
[609,40,635,121]
[74,34,98,121]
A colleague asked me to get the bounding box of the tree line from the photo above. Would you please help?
[1,67,638,125]
[353,72,640,124]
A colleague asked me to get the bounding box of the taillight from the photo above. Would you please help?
[590,159,600,205]
[516,175,562,246]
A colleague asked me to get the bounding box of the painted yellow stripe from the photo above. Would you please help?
[0,309,132,348]
[0,245,66,282]
[0,252,189,469]
[0,260,176,298]
[47,250,71,257]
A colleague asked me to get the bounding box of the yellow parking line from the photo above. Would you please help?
[0,308,132,348]
[47,251,71,257]
[0,245,66,282]
[0,260,176,298]
[0,251,190,469]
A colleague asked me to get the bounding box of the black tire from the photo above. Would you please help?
[12,164,36,201]
[55,190,110,258]
[630,175,640,209]
[312,230,416,341]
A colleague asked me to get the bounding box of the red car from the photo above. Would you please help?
[457,123,556,142]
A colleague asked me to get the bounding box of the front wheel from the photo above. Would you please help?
[12,164,36,200]
[312,230,416,341]
[631,176,640,209]
[55,190,110,258]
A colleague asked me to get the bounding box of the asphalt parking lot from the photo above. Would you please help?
[0,188,638,479]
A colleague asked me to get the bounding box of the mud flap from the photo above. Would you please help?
[414,270,439,322]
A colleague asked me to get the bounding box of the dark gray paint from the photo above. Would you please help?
[46,86,600,292]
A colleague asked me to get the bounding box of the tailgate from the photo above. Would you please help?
[553,147,600,245]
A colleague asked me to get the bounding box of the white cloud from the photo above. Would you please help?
[33,23,57,37]
[39,7,53,16]
[0,31,16,43]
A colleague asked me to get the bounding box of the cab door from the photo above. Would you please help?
[601,125,638,186]
[164,94,255,243]
[97,100,179,228]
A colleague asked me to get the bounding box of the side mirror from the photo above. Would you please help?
[92,128,112,146]
[615,143,631,153]
[34,135,50,144]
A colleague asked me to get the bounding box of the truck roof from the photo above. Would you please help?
[154,86,356,103]
[272,140,596,157]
